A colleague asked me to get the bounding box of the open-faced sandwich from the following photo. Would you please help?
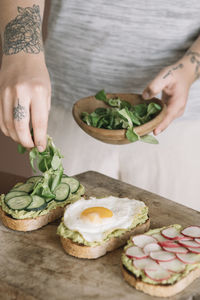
[0,136,85,231]
[121,224,200,297]
[57,195,150,259]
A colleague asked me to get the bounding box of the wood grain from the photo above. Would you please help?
[0,171,200,300]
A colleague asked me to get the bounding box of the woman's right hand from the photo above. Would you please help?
[0,53,51,152]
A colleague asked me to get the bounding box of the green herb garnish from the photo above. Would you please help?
[81,90,161,144]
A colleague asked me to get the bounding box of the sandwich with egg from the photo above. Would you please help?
[121,224,200,297]
[57,195,150,259]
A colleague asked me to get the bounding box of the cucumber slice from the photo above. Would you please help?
[6,195,32,210]
[5,191,28,202]
[55,183,70,202]
[11,183,34,193]
[26,195,47,211]
[26,176,43,184]
[61,177,80,193]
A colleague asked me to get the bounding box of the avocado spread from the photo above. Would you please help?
[121,224,200,285]
[57,205,148,246]
[0,184,85,220]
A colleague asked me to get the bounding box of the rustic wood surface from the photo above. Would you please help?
[0,170,200,300]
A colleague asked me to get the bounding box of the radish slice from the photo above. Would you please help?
[177,253,200,264]
[150,250,176,262]
[187,247,200,254]
[195,238,200,245]
[181,226,200,238]
[163,246,188,254]
[161,227,183,240]
[152,233,168,242]
[125,246,148,259]
[133,258,158,270]
[132,235,157,248]
[158,241,179,248]
[179,240,200,248]
[145,266,172,281]
[159,259,186,273]
[143,243,161,254]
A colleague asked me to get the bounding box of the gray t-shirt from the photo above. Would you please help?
[45,0,200,119]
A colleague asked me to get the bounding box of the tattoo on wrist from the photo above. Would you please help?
[3,5,43,55]
[163,63,184,79]
[186,51,200,80]
[13,100,27,121]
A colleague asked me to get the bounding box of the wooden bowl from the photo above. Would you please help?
[73,93,167,145]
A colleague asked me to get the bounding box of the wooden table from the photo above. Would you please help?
[0,171,200,300]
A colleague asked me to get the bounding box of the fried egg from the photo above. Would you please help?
[63,196,146,242]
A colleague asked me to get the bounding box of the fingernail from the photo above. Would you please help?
[37,146,44,152]
[155,129,161,135]
[143,92,150,99]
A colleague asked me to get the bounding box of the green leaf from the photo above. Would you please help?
[51,154,61,170]
[126,128,139,143]
[29,148,38,172]
[17,144,27,154]
[118,108,133,128]
[147,102,161,116]
[108,98,121,108]
[140,135,159,144]
[95,90,108,103]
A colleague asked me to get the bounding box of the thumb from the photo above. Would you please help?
[142,69,171,100]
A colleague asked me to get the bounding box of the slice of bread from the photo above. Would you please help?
[60,218,150,259]
[0,205,64,231]
[121,264,200,298]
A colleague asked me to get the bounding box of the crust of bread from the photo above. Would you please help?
[60,218,150,259]
[121,264,200,297]
[0,206,64,231]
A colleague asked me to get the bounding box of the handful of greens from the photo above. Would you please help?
[18,136,64,200]
[81,90,162,144]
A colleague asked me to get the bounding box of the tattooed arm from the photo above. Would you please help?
[143,36,200,135]
[0,1,51,151]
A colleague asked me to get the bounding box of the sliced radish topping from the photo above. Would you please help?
[161,227,182,240]
[159,259,186,273]
[150,250,176,262]
[177,253,200,264]
[195,238,200,245]
[145,266,172,281]
[133,258,158,270]
[152,233,168,242]
[163,246,188,254]
[143,243,161,254]
[125,246,148,259]
[181,226,200,238]
[187,247,200,254]
[179,240,200,248]
[132,235,157,248]
[158,241,179,248]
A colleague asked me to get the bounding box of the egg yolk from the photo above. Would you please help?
[80,207,113,224]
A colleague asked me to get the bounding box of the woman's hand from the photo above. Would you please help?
[0,54,51,151]
[142,56,195,135]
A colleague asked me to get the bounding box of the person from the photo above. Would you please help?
[0,1,200,209]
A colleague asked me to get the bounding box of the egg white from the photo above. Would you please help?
[63,196,146,242]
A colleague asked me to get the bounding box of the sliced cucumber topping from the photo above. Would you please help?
[61,177,80,193]
[5,191,28,202]
[11,183,34,193]
[26,176,43,185]
[26,195,47,211]
[6,195,32,210]
[55,183,70,202]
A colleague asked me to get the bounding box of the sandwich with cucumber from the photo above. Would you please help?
[121,224,200,297]
[57,195,150,259]
[0,136,85,231]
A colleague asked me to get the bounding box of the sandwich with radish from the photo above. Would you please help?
[0,136,84,231]
[121,224,200,297]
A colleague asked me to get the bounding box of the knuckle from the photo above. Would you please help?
[33,83,48,95]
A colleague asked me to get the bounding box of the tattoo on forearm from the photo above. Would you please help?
[3,5,43,55]
[13,100,27,121]
[186,51,200,80]
[163,63,184,79]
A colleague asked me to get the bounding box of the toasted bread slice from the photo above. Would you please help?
[0,206,64,231]
[121,264,200,298]
[60,218,150,259]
